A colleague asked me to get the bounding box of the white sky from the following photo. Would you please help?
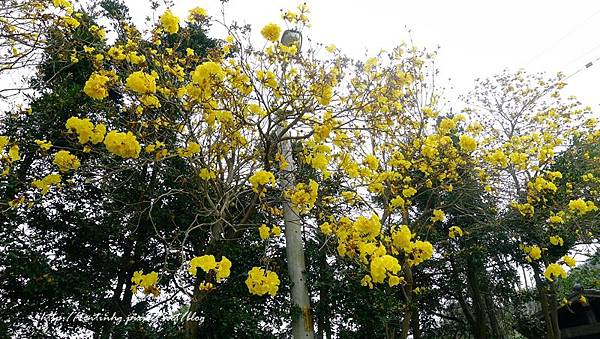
[125,0,600,109]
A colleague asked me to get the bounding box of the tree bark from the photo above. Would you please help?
[450,260,476,334]
[99,239,133,339]
[411,307,421,339]
[316,247,331,339]
[400,266,414,339]
[185,220,225,338]
[278,130,314,338]
[465,257,489,339]
[533,271,557,339]
[485,292,504,339]
[548,285,561,339]
[184,276,203,338]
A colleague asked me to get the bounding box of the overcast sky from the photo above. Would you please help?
[125,0,600,110]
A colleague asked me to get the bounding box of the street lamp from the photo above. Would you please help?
[281,29,302,49]
[277,28,314,339]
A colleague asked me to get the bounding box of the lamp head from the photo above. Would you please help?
[281,29,302,49]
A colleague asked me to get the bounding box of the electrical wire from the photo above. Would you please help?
[562,54,600,81]
[523,7,600,67]
[559,41,600,71]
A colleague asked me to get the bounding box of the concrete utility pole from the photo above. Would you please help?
[278,129,314,338]
[277,29,314,339]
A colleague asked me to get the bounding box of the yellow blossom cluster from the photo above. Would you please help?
[103,131,141,159]
[107,46,126,61]
[188,7,208,22]
[198,168,216,181]
[0,136,20,167]
[448,226,463,239]
[404,239,435,267]
[568,198,598,215]
[258,224,282,240]
[65,117,106,145]
[53,0,73,12]
[34,139,52,151]
[390,196,405,209]
[88,24,106,40]
[562,255,576,268]
[83,72,110,100]
[125,51,145,65]
[326,214,433,288]
[188,255,232,283]
[32,174,61,195]
[260,23,281,42]
[176,142,200,158]
[431,209,445,222]
[369,255,402,286]
[126,70,157,94]
[524,172,561,204]
[363,154,379,170]
[544,263,567,282]
[249,170,276,195]
[288,179,318,213]
[281,3,310,26]
[310,82,333,106]
[199,282,213,291]
[582,173,595,182]
[53,150,80,172]
[189,61,225,98]
[275,151,289,170]
[160,9,179,34]
[303,140,332,177]
[520,244,542,262]
[61,16,80,29]
[131,270,160,296]
[256,70,278,91]
[392,228,434,272]
[245,267,280,296]
[312,112,337,143]
[549,235,564,246]
[144,141,168,160]
[485,149,508,168]
[459,134,477,152]
[549,215,564,224]
[439,117,457,132]
[512,202,534,217]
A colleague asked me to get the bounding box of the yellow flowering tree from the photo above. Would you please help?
[2,1,446,337]
[2,1,599,338]
[293,42,501,335]
[466,70,600,339]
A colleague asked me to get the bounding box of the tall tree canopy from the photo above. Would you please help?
[1,1,598,338]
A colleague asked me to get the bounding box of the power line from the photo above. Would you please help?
[559,41,600,71]
[562,54,600,81]
[533,54,600,101]
[523,7,600,67]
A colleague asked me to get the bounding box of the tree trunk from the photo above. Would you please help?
[465,257,489,339]
[278,131,314,338]
[450,260,476,335]
[548,285,561,339]
[533,271,557,339]
[411,307,421,339]
[184,275,203,338]
[385,322,396,339]
[400,266,414,339]
[185,220,225,338]
[99,239,133,339]
[316,247,331,339]
[485,292,505,339]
